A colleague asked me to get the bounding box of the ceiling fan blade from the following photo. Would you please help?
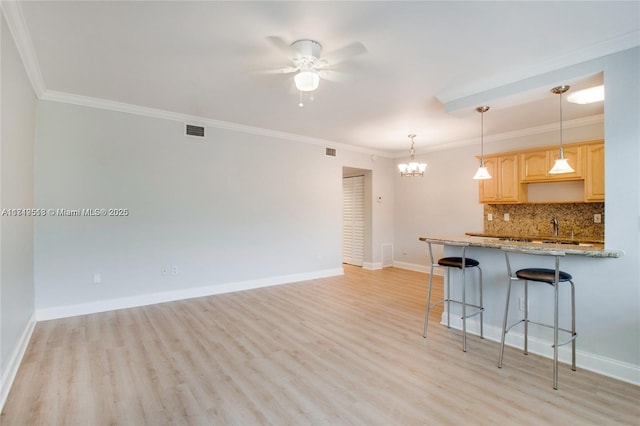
[322,42,367,65]
[266,36,294,57]
[318,69,348,83]
[256,66,299,75]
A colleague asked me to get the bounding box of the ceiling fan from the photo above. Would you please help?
[264,37,367,106]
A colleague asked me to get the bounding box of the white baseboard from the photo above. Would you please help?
[1,312,37,411]
[438,312,640,386]
[36,268,344,321]
[362,262,383,270]
[392,261,444,276]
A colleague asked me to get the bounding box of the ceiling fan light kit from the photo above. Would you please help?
[291,40,322,93]
[294,69,320,92]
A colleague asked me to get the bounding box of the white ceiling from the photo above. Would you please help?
[10,1,640,155]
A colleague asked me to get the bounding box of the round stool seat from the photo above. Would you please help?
[438,257,480,269]
[516,268,572,284]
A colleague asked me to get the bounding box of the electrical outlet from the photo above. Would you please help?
[594,213,602,223]
[161,266,169,276]
[504,213,510,222]
[171,266,179,275]
[93,272,101,284]
[519,297,527,312]
[487,213,493,221]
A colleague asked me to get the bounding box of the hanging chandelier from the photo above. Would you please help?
[548,85,575,174]
[398,134,427,177]
[472,106,492,180]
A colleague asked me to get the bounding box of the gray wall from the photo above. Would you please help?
[0,15,36,388]
[33,101,395,316]
[394,48,640,379]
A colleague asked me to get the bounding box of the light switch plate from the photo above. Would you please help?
[594,213,602,223]
[487,213,493,221]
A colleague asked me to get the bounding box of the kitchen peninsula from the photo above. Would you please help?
[417,235,624,379]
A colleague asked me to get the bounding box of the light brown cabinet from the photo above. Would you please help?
[521,146,583,182]
[585,142,605,202]
[478,154,525,203]
[477,140,603,204]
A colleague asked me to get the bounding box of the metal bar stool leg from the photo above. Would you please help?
[498,277,513,368]
[524,280,529,355]
[462,264,467,352]
[553,281,559,390]
[571,280,576,371]
[423,262,435,338]
[478,266,484,339]
[446,268,451,329]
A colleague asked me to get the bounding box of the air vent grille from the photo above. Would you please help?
[325,147,336,157]
[186,124,205,138]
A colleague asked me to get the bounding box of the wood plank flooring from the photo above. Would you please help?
[2,266,638,425]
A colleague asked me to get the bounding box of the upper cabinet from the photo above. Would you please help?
[478,154,525,203]
[521,146,583,182]
[477,140,604,204]
[585,142,605,202]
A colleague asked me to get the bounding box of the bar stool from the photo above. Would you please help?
[498,247,577,390]
[422,239,484,352]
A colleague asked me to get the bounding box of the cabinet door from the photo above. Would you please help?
[522,147,583,182]
[521,150,549,182]
[585,143,605,201]
[478,157,498,203]
[498,155,520,202]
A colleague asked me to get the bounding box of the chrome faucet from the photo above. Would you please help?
[551,217,559,237]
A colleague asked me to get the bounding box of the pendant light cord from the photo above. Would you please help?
[480,111,485,164]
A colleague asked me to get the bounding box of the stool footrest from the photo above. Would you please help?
[504,319,575,342]
[552,333,578,348]
[463,309,484,320]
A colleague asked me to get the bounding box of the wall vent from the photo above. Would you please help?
[186,124,205,138]
[325,147,336,157]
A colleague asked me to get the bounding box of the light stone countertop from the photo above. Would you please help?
[418,236,624,258]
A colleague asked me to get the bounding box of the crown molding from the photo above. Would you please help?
[41,90,392,158]
[1,0,389,158]
[392,114,604,158]
[1,1,45,97]
[437,30,640,105]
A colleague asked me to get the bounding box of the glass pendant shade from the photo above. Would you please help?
[294,70,320,92]
[473,165,492,180]
[549,156,575,174]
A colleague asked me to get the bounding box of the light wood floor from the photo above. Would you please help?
[2,266,638,425]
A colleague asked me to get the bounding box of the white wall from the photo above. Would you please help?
[0,15,36,405]
[33,101,395,318]
[393,47,640,383]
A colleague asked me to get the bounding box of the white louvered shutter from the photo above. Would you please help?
[343,176,364,266]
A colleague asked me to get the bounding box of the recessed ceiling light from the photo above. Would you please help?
[567,85,604,104]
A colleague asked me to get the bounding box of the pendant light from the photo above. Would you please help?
[473,106,492,180]
[398,134,427,177]
[548,85,575,174]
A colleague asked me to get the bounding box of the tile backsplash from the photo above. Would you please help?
[484,203,604,241]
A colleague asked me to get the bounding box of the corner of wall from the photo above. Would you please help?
[0,313,36,411]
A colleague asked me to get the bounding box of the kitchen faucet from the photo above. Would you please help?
[551,217,559,237]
